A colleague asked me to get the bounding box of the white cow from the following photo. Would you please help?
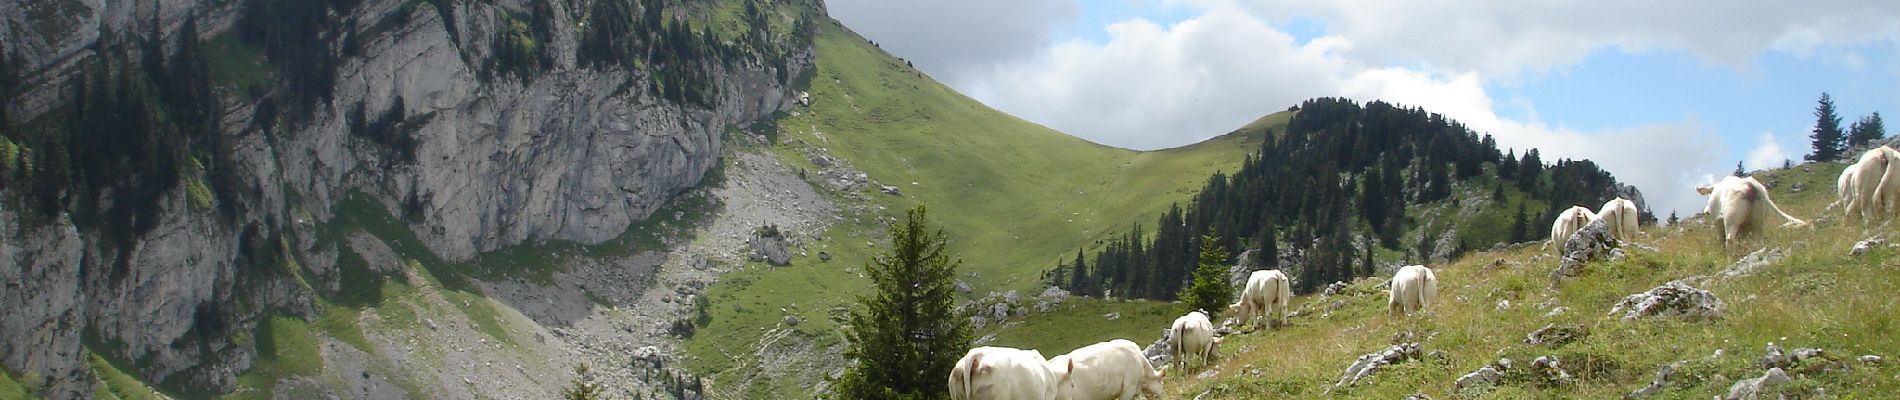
[1837,164,1861,213]
[1168,311,1221,372]
[1696,175,1808,247]
[1548,205,1597,251]
[1048,339,1165,400]
[950,347,1070,400]
[1388,265,1438,316]
[1843,146,1900,218]
[1226,269,1291,331]
[1595,197,1640,241]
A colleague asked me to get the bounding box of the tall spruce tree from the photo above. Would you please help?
[1807,92,1845,161]
[1179,233,1235,318]
[1510,203,1529,244]
[835,205,972,400]
[1849,112,1886,148]
[1068,248,1090,296]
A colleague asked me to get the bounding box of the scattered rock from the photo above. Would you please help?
[1609,281,1725,321]
[1759,343,1842,373]
[969,315,988,330]
[988,303,1010,321]
[1524,323,1589,347]
[1860,355,1883,365]
[1851,238,1885,256]
[1003,290,1021,305]
[1496,299,1512,311]
[1038,287,1070,299]
[1403,394,1432,400]
[878,185,901,195]
[633,346,665,366]
[1228,250,1261,288]
[817,251,831,261]
[749,234,793,266]
[1721,247,1787,278]
[1553,219,1618,284]
[1323,281,1350,297]
[1723,367,1790,400]
[1609,248,1628,262]
[1625,363,1677,399]
[783,315,800,326]
[1195,369,1220,379]
[1034,301,1057,314]
[954,280,972,293]
[1329,342,1422,391]
[1497,357,1514,371]
[1545,306,1571,317]
[1142,329,1174,367]
[1530,356,1573,385]
[1103,312,1121,321]
[1791,181,1807,192]
[976,333,997,345]
[1427,350,1448,363]
[1455,366,1503,393]
[424,318,439,330]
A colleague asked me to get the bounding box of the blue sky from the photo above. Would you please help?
[827,0,1900,217]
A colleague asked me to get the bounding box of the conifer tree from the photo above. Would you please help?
[1849,112,1886,148]
[1807,92,1845,161]
[1179,233,1234,319]
[1068,248,1090,296]
[1510,203,1529,244]
[835,205,971,400]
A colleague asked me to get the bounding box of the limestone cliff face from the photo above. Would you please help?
[0,0,813,397]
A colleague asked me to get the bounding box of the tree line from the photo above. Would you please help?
[1806,92,1886,162]
[1054,97,1637,298]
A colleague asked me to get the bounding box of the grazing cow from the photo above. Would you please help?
[1595,197,1641,241]
[1548,205,1597,250]
[1226,270,1292,331]
[1168,311,1221,372]
[1388,265,1438,316]
[1048,339,1165,400]
[1696,176,1808,247]
[1837,164,1861,213]
[1843,146,1900,218]
[950,346,1070,400]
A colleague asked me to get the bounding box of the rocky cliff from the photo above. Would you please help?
[0,0,814,397]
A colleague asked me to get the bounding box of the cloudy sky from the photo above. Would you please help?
[826,0,1900,218]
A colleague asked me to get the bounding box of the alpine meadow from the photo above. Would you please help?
[1,1,1897,400]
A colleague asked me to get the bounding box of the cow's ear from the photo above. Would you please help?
[1695,186,1713,195]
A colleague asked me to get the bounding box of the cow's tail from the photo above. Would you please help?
[1753,179,1809,227]
[1876,148,1900,215]
[1421,268,1439,310]
[951,352,980,400]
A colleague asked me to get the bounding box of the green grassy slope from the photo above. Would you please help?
[771,21,1276,291]
[1157,162,1900,398]
[680,21,1278,396]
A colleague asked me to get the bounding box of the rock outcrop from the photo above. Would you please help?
[1552,219,1617,283]
[1328,342,1421,391]
[1610,282,1725,321]
[0,0,819,396]
[1724,367,1791,400]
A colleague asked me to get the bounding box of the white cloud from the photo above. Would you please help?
[963,6,1348,150]
[825,0,1081,85]
[1231,0,1900,80]
[828,0,1900,217]
[1745,132,1791,172]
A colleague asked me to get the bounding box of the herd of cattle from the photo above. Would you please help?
[946,147,1888,399]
